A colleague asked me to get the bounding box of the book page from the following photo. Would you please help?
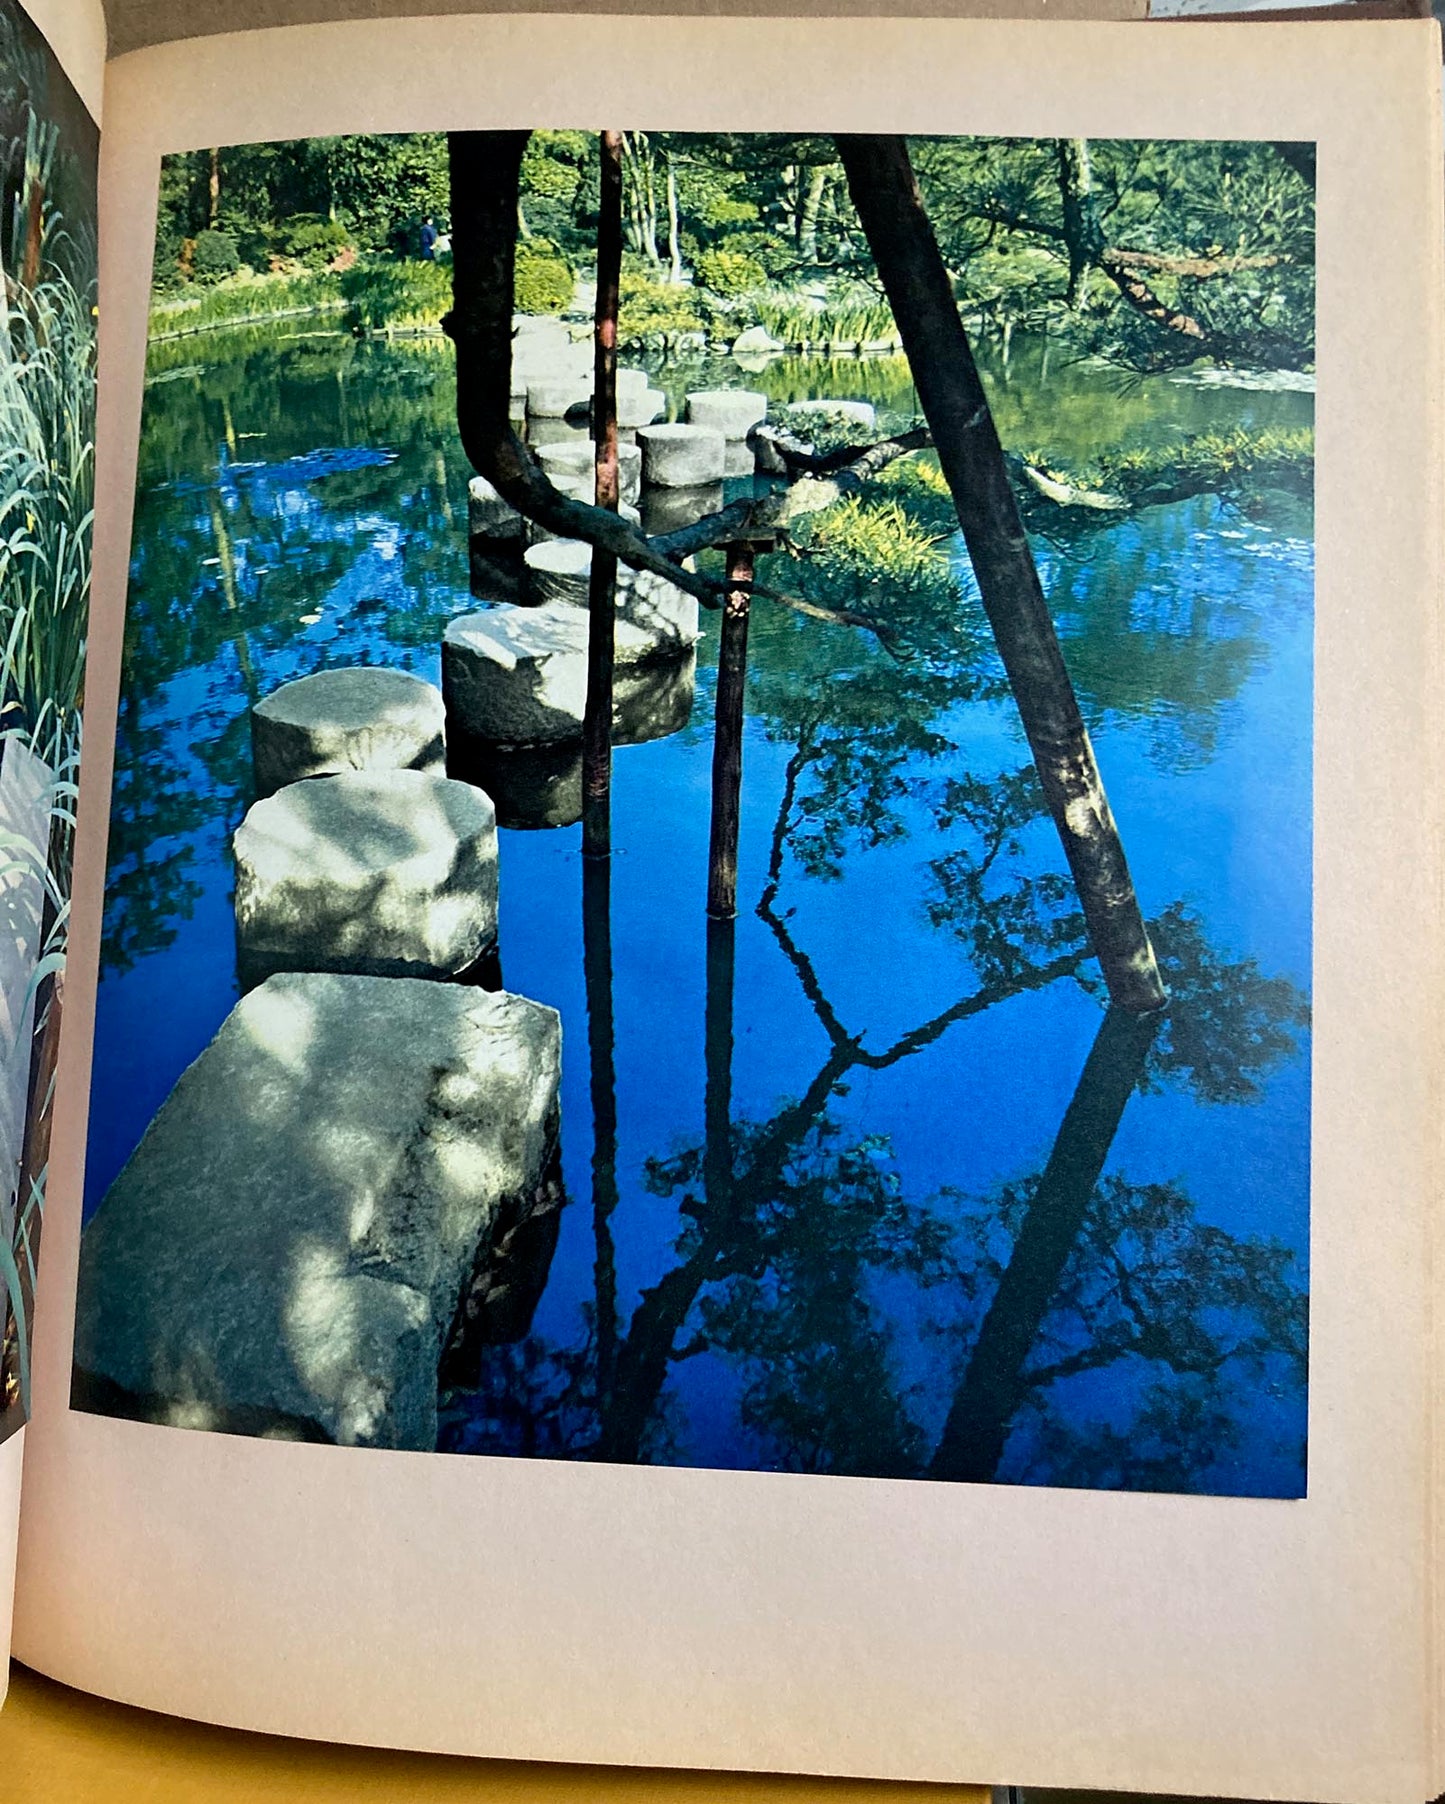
[0,0,103,1710]
[13,13,1445,1800]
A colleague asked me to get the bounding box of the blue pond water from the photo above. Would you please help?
[88,328,1312,1495]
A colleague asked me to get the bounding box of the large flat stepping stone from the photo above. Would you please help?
[443,600,686,748]
[251,667,446,800]
[234,769,497,981]
[685,389,767,440]
[73,973,562,1450]
[637,423,726,488]
[537,439,642,506]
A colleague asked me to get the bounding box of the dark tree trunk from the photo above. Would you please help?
[706,544,754,921]
[835,134,1165,1015]
[929,1003,1159,1483]
[583,131,623,861]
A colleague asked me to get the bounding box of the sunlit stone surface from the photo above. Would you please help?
[521,541,697,650]
[685,389,767,440]
[527,377,591,419]
[444,601,691,747]
[617,386,667,430]
[637,423,726,487]
[234,770,497,981]
[468,472,524,546]
[524,496,640,549]
[448,650,698,828]
[251,667,446,799]
[537,438,642,506]
[73,973,562,1450]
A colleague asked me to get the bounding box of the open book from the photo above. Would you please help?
[2,2,1443,1797]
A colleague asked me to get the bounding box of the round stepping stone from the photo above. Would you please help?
[617,387,666,430]
[616,367,653,405]
[522,541,697,650]
[234,770,498,982]
[725,440,758,478]
[468,473,524,545]
[637,423,726,488]
[685,389,767,440]
[526,417,587,450]
[785,398,876,433]
[443,601,685,747]
[537,439,642,506]
[527,377,590,418]
[251,667,446,801]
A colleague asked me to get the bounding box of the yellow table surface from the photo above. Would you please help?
[0,1661,992,1803]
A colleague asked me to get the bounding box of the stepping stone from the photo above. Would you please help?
[443,601,687,748]
[234,769,497,982]
[537,439,642,506]
[725,441,758,478]
[641,481,724,538]
[685,389,767,440]
[251,667,446,800]
[785,398,876,433]
[527,377,590,418]
[617,387,667,430]
[522,541,697,650]
[526,417,588,450]
[637,423,726,488]
[73,972,561,1450]
[616,367,653,405]
[468,473,524,546]
[448,652,698,827]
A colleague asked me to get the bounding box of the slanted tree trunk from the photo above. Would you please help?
[208,146,221,228]
[836,134,1165,1015]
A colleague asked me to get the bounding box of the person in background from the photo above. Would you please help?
[419,215,438,260]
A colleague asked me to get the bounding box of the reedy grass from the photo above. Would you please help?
[0,116,94,1423]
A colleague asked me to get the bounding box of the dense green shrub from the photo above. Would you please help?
[278,214,353,271]
[513,240,573,314]
[617,274,705,346]
[191,230,240,283]
[694,245,767,299]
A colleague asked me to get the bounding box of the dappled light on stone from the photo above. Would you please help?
[233,769,498,981]
[73,973,562,1448]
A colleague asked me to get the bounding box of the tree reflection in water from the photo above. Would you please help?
[441,722,1309,1491]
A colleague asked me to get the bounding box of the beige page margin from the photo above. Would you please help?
[13,15,1445,1801]
[0,0,105,1716]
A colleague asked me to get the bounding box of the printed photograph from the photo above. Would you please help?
[0,0,96,1444]
[73,129,1311,1495]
